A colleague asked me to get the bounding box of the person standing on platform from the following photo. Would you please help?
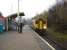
[18,17,25,33]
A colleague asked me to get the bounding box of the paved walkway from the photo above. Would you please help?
[0,25,41,50]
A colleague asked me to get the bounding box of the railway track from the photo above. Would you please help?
[33,29,67,50]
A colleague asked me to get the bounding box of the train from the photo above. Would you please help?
[31,17,47,35]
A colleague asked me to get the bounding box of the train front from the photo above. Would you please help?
[33,18,47,33]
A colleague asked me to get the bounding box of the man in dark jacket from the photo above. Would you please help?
[19,17,25,33]
[19,22,24,33]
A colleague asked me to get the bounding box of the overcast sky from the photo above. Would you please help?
[0,0,57,19]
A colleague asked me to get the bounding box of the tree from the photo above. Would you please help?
[48,1,67,33]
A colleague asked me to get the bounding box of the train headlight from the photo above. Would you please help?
[44,26,47,29]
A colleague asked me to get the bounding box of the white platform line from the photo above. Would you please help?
[31,29,56,50]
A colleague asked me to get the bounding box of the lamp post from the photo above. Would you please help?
[17,0,22,33]
[18,0,19,17]
[18,0,22,23]
[17,0,20,32]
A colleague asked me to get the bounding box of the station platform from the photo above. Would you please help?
[0,25,56,50]
[0,25,42,50]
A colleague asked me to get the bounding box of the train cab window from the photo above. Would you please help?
[36,20,39,24]
[43,20,46,24]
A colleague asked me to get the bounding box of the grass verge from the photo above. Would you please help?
[47,28,67,45]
